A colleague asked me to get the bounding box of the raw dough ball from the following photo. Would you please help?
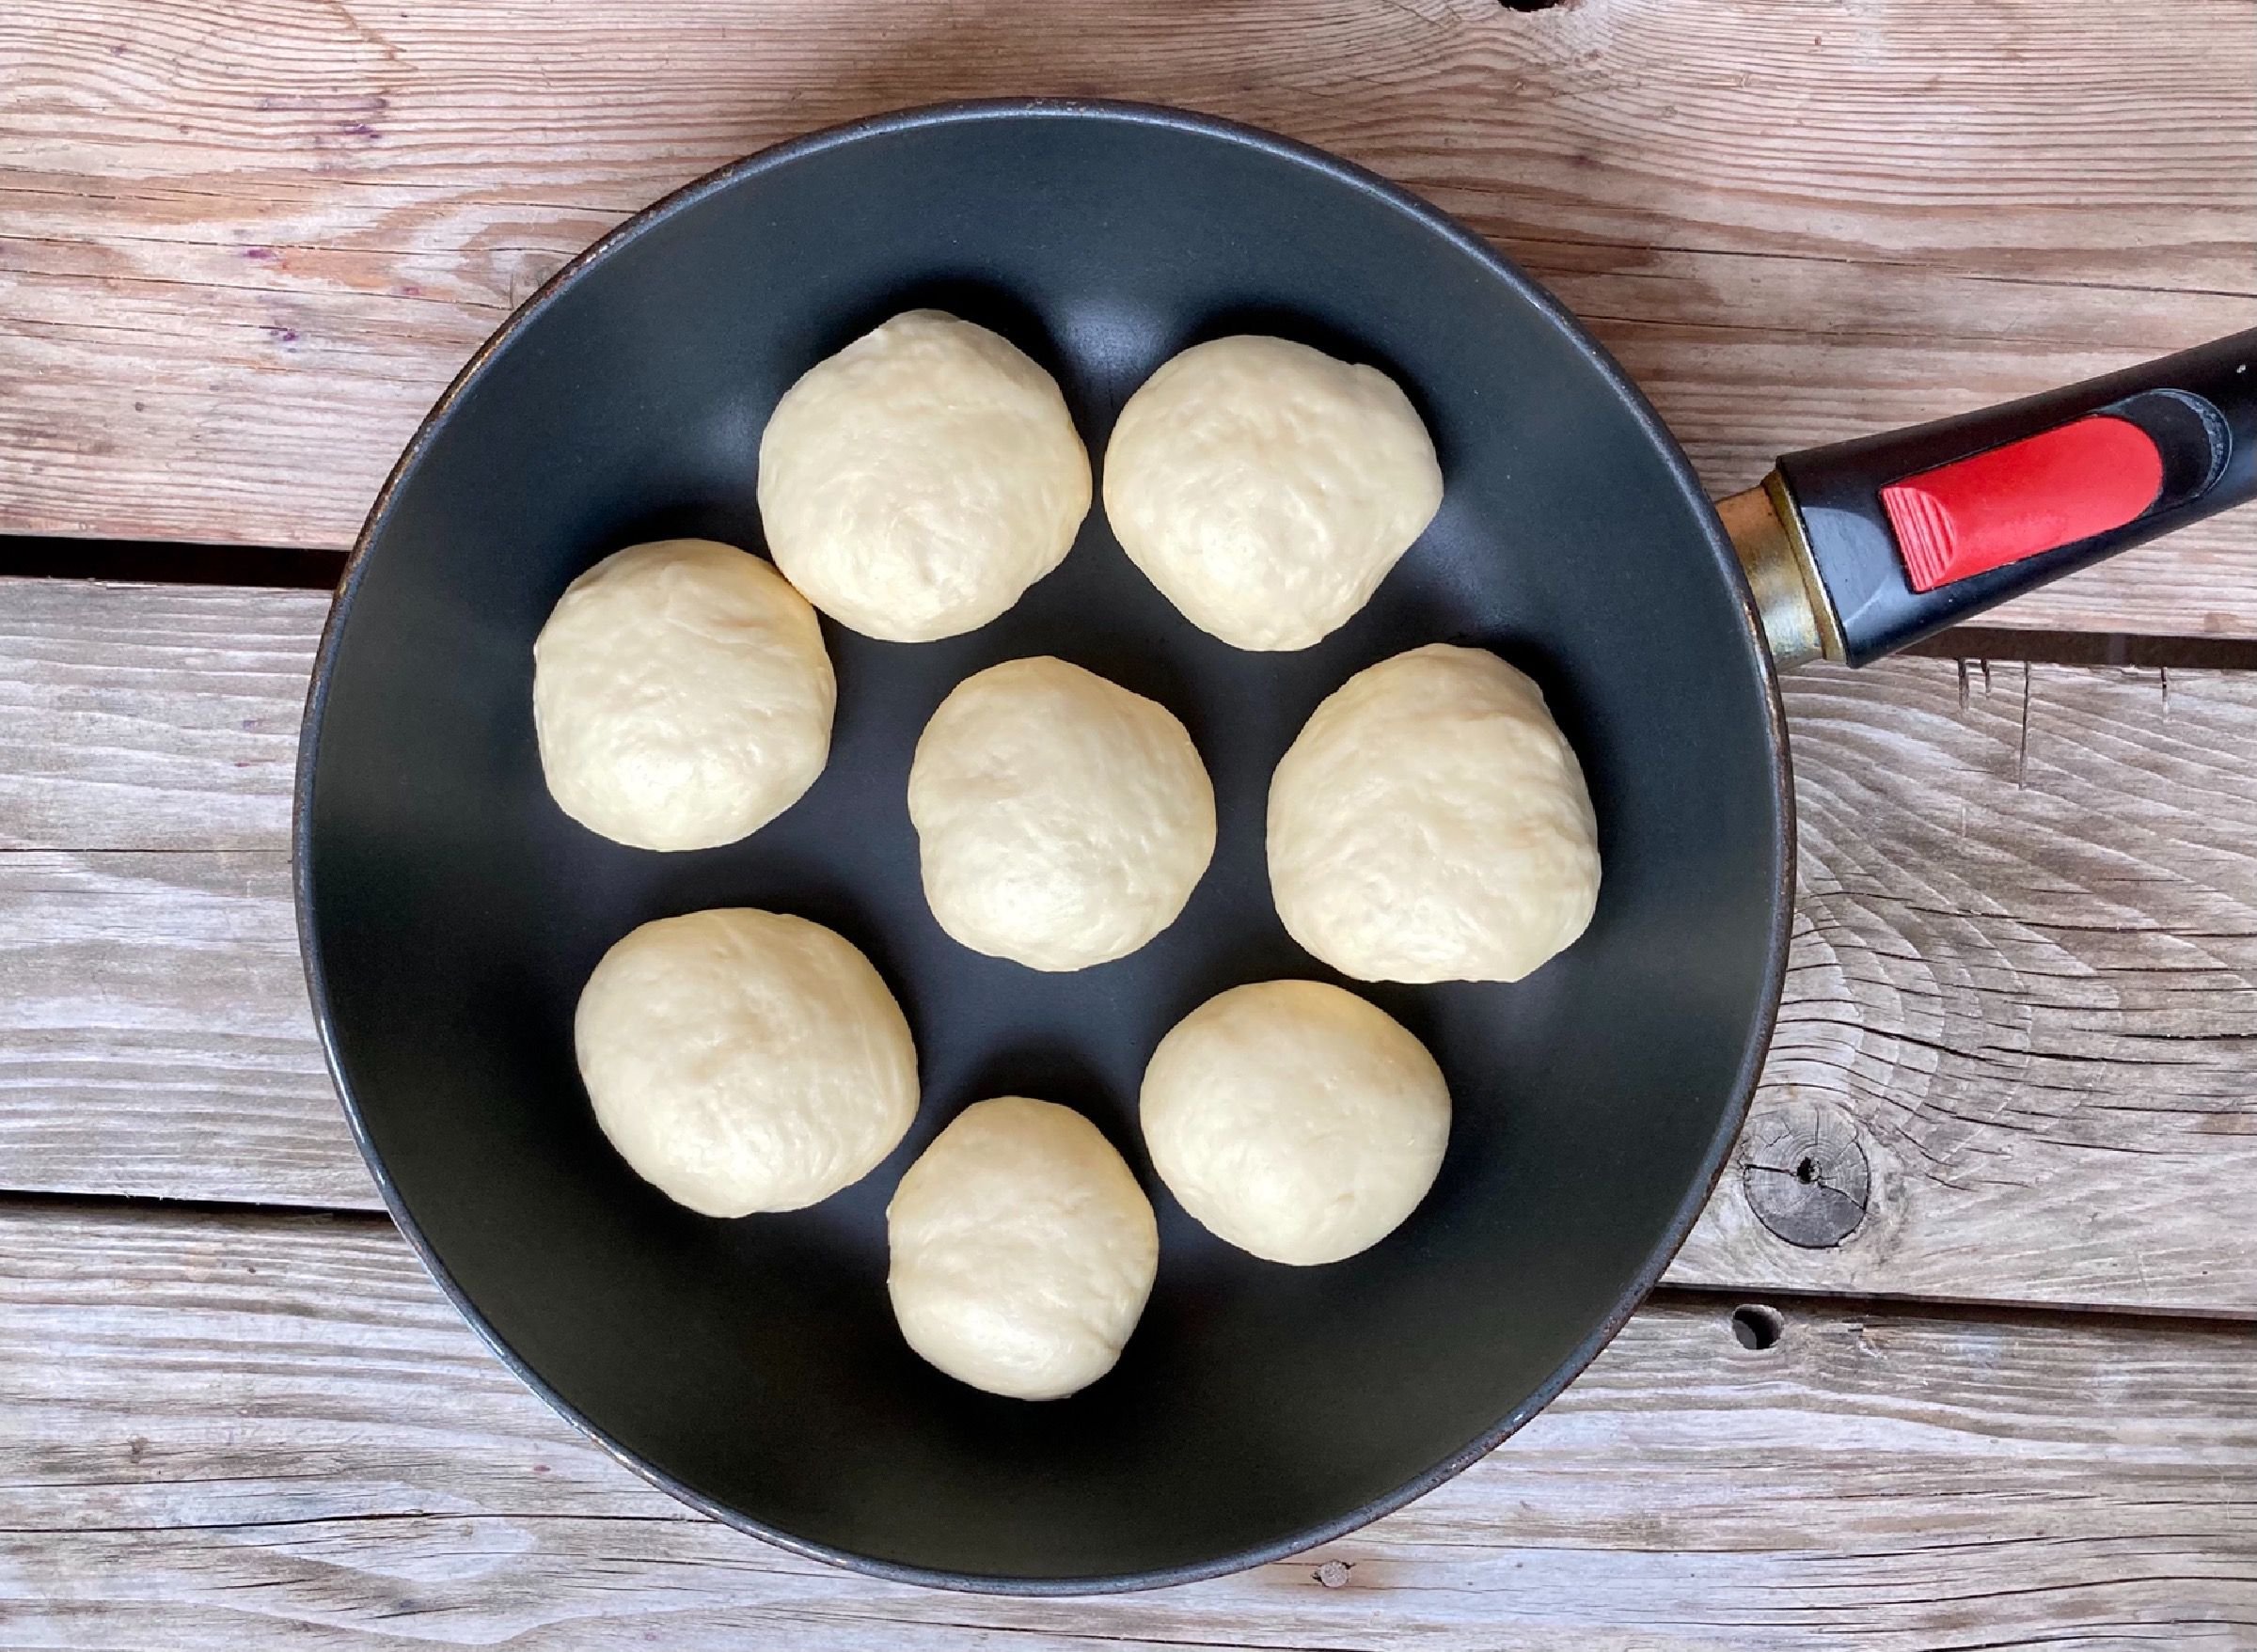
[575,908,918,1217]
[908,656,1215,971]
[757,310,1092,642]
[1269,643,1600,983]
[1140,980,1449,1266]
[1101,336,1443,651]
[887,1097,1159,1400]
[532,538,834,852]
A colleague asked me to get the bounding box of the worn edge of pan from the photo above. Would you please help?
[292,96,1797,1597]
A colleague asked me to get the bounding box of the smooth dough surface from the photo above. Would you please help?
[908,657,1215,971]
[1140,980,1449,1267]
[574,909,918,1217]
[1269,643,1600,984]
[887,1097,1159,1400]
[1101,336,1443,651]
[532,539,834,852]
[757,310,1092,642]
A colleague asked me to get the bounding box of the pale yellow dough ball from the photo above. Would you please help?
[887,1097,1159,1400]
[758,310,1092,642]
[574,909,918,1217]
[908,656,1215,971]
[1140,980,1449,1266]
[1102,336,1442,651]
[532,539,834,852]
[1268,643,1600,983]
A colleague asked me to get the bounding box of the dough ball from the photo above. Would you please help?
[1102,336,1443,651]
[575,909,918,1217]
[908,656,1215,971]
[1269,643,1600,983]
[757,310,1092,642]
[887,1097,1159,1400]
[1140,980,1448,1267]
[532,538,834,852]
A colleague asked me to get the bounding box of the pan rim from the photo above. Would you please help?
[292,95,1796,1596]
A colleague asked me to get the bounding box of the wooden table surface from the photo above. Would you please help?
[4,1,2256,1645]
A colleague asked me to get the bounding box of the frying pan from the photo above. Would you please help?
[296,100,2257,1592]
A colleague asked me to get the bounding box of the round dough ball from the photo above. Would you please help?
[575,908,918,1217]
[908,657,1215,971]
[757,310,1092,642]
[532,539,834,852]
[1140,980,1449,1267]
[1269,643,1600,984]
[887,1097,1159,1400]
[1102,336,1443,651]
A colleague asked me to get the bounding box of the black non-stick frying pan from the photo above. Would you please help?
[297,101,2257,1593]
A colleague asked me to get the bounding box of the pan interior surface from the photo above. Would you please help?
[301,103,1788,1590]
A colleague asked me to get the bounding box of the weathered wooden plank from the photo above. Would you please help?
[0,578,321,852]
[0,580,357,1206]
[1676,657,2257,1314]
[1,1205,2249,1648]
[0,853,362,1210]
[3,0,2253,632]
[6,580,2257,1309]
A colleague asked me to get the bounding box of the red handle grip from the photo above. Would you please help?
[1881,416,2165,593]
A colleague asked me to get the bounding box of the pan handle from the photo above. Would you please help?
[1720,328,2257,666]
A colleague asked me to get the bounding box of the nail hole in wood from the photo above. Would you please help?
[1499,0,1568,10]
[1730,1304,1784,1351]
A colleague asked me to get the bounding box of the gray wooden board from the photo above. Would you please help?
[5,581,2257,1314]
[1,1204,2251,1649]
[0,579,317,853]
[1678,657,2257,1314]
[0,851,357,1208]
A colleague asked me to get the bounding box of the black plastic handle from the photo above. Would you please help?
[1774,329,2257,665]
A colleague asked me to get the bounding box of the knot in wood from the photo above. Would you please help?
[1741,1098,1870,1249]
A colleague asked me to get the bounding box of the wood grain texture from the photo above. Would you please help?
[0,853,362,1209]
[2,1204,2251,1649]
[4,0,2254,631]
[0,581,360,1206]
[1671,658,2257,1314]
[7,580,2257,1312]
[0,577,321,851]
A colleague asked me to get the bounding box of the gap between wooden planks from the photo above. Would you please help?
[3,577,2256,1316]
[3,0,2254,630]
[0,1201,2250,1650]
